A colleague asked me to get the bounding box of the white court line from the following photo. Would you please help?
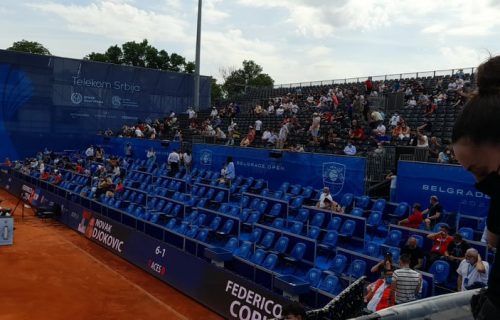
[55,234,190,320]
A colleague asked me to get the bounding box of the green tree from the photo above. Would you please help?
[84,39,195,74]
[211,78,225,102]
[6,40,51,55]
[222,60,274,97]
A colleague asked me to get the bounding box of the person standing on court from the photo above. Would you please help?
[452,55,500,320]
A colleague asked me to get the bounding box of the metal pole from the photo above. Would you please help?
[194,0,202,111]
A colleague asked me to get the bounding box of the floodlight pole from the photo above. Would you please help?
[194,0,202,111]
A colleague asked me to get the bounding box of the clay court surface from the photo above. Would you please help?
[0,190,222,320]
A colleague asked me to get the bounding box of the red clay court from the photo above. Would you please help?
[0,189,222,320]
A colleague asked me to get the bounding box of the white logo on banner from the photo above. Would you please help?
[200,149,213,166]
[112,95,121,107]
[322,162,346,196]
[71,92,83,105]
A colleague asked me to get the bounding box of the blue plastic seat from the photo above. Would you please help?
[289,222,303,235]
[367,211,382,228]
[458,227,474,241]
[318,275,339,294]
[249,198,261,210]
[364,241,381,257]
[271,236,289,254]
[193,213,207,226]
[250,249,267,265]
[305,268,322,287]
[289,196,304,211]
[261,253,278,270]
[165,218,176,229]
[327,217,342,231]
[195,229,209,242]
[319,231,338,250]
[387,246,401,264]
[219,203,230,214]
[217,219,234,235]
[278,182,290,193]
[258,231,275,249]
[234,241,252,259]
[329,254,348,275]
[371,198,386,213]
[285,242,306,262]
[268,203,282,217]
[213,191,225,204]
[346,259,367,279]
[429,260,450,284]
[255,201,268,215]
[289,184,302,196]
[338,220,356,237]
[340,193,354,209]
[245,212,261,225]
[228,206,240,217]
[224,237,239,253]
[185,226,199,238]
[307,226,321,240]
[410,234,424,248]
[390,202,409,218]
[356,195,371,209]
[385,230,402,247]
[249,228,263,243]
[293,208,309,223]
[240,196,250,208]
[271,218,285,230]
[208,216,222,231]
[350,207,364,217]
[310,212,325,228]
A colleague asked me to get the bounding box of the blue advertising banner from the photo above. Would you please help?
[3,173,290,319]
[193,144,366,195]
[94,136,181,160]
[0,49,210,160]
[396,161,490,216]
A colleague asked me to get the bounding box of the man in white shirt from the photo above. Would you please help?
[255,119,263,136]
[267,104,275,115]
[85,146,94,160]
[187,107,196,119]
[374,123,387,136]
[167,150,180,176]
[457,249,489,291]
[262,129,271,144]
[210,107,218,118]
[390,113,400,128]
[276,106,284,117]
[316,187,334,209]
[135,127,144,138]
[344,141,357,156]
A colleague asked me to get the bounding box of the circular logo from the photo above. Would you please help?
[71,92,83,105]
[112,95,121,107]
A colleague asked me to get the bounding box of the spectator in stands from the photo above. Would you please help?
[53,170,62,185]
[371,252,395,276]
[457,248,489,291]
[445,233,470,269]
[215,127,226,141]
[254,104,263,116]
[111,163,121,178]
[401,237,424,270]
[85,145,95,161]
[309,113,321,145]
[281,301,306,320]
[187,107,196,119]
[350,124,366,141]
[96,176,113,199]
[240,126,256,147]
[255,119,263,137]
[124,143,133,158]
[210,106,218,119]
[134,126,144,138]
[3,157,12,167]
[222,156,235,186]
[316,187,333,209]
[276,105,285,117]
[277,123,289,149]
[437,147,452,164]
[398,203,423,229]
[167,149,180,176]
[391,254,422,305]
[370,109,384,128]
[344,140,357,156]
[386,171,397,202]
[146,147,156,164]
[181,150,192,174]
[365,270,395,312]
[423,195,443,229]
[427,224,454,266]
[389,112,400,128]
[114,179,125,195]
[416,131,429,148]
[40,169,50,181]
[226,122,239,146]
[428,137,441,159]
[261,128,272,145]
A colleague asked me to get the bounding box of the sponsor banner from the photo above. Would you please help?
[0,49,211,160]
[193,143,366,195]
[396,161,490,215]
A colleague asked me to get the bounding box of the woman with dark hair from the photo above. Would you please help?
[452,55,500,320]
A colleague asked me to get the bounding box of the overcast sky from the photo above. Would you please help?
[1,0,499,84]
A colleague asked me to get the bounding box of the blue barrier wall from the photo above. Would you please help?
[0,50,211,160]
[0,171,289,319]
[396,161,489,216]
[192,144,366,195]
[94,136,181,160]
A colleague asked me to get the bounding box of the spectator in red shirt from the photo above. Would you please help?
[40,170,50,180]
[53,172,62,185]
[398,203,423,229]
[427,224,454,267]
[114,180,125,194]
[365,77,373,93]
[4,158,12,167]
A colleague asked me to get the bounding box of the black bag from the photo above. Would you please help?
[470,288,488,319]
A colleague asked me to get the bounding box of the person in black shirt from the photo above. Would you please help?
[445,233,470,270]
[423,195,443,230]
[452,55,500,320]
[401,237,424,270]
